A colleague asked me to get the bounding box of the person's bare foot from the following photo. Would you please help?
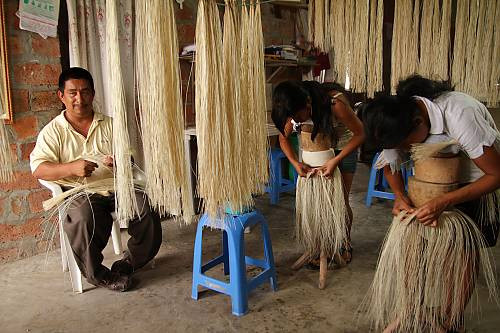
[340,240,353,263]
[383,319,400,333]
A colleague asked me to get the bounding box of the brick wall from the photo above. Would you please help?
[0,0,297,264]
[0,0,62,262]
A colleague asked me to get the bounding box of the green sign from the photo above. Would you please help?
[19,0,60,23]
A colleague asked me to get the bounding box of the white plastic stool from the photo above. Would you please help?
[38,179,123,293]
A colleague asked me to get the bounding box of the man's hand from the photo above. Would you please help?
[415,197,449,227]
[70,159,98,178]
[392,194,415,216]
[317,157,339,178]
[293,161,316,177]
[102,155,114,168]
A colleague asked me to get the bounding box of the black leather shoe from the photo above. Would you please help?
[95,270,132,292]
[111,257,134,276]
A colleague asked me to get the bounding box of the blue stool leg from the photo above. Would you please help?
[260,222,278,291]
[192,216,206,300]
[226,225,248,316]
[270,157,280,205]
[222,230,229,275]
[365,158,379,207]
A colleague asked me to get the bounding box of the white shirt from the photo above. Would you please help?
[379,92,500,183]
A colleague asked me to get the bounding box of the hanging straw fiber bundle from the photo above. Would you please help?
[222,0,250,211]
[195,0,268,220]
[463,0,479,96]
[343,0,355,88]
[136,0,194,222]
[366,0,384,97]
[391,0,420,94]
[0,9,12,182]
[222,0,262,212]
[106,0,138,222]
[329,0,346,85]
[349,0,369,93]
[487,0,500,107]
[307,0,329,53]
[195,0,235,217]
[246,1,269,194]
[453,0,499,106]
[324,0,382,94]
[418,0,452,80]
[451,0,470,93]
[0,113,12,182]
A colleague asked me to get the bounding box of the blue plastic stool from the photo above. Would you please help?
[365,152,412,207]
[191,210,278,316]
[265,148,298,205]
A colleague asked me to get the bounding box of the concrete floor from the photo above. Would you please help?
[1,164,499,333]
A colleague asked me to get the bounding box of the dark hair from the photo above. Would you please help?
[58,67,95,93]
[362,75,453,149]
[396,74,453,100]
[361,95,419,149]
[272,80,339,141]
[272,81,308,135]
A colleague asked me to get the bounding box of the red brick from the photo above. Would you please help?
[7,35,23,56]
[27,189,51,213]
[10,144,18,163]
[21,142,35,161]
[31,90,61,111]
[0,171,40,191]
[13,63,61,85]
[12,89,29,113]
[0,197,4,216]
[32,35,61,58]
[10,196,23,216]
[0,217,43,242]
[0,248,18,262]
[11,115,38,140]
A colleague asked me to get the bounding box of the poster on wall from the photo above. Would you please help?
[18,0,60,38]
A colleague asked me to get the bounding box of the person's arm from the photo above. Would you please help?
[415,145,500,225]
[318,96,365,177]
[278,118,314,177]
[33,160,99,181]
[383,166,415,215]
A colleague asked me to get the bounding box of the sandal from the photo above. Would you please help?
[339,244,353,264]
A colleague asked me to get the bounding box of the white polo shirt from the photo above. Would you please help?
[30,110,114,188]
[379,92,500,183]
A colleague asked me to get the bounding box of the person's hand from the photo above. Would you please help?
[70,159,98,178]
[392,194,415,216]
[317,157,339,178]
[415,198,448,227]
[293,161,316,177]
[102,155,114,168]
